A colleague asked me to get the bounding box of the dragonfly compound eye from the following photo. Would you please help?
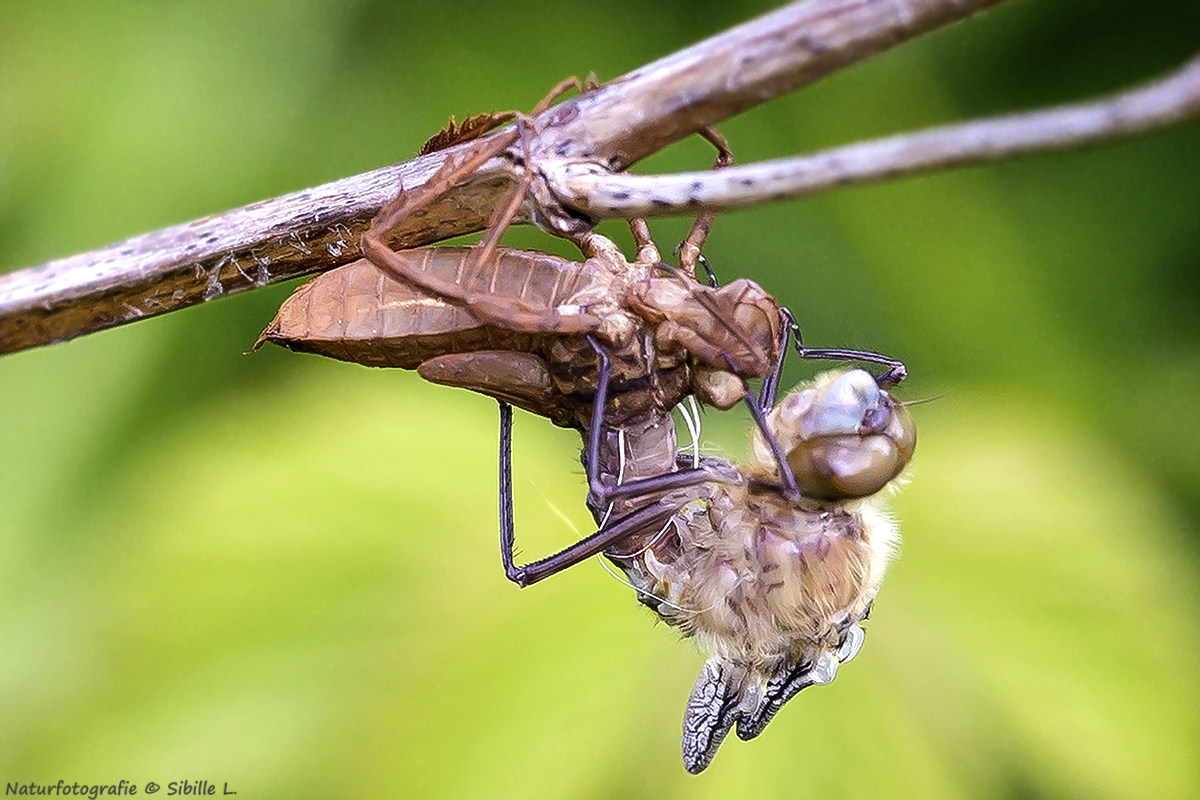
[754,369,916,500]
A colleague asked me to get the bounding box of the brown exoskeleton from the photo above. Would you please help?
[261,222,778,418]
[262,78,768,426]
[258,212,792,583]
[260,112,824,585]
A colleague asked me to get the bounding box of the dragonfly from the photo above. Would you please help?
[437,314,914,772]
[446,324,914,773]
[606,367,915,772]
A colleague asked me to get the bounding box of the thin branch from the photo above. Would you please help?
[550,53,1200,217]
[523,0,1011,169]
[0,0,1003,356]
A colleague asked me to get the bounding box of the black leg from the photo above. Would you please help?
[716,351,799,498]
[779,306,908,388]
[512,502,690,587]
[696,254,719,288]
[583,336,710,505]
[498,401,522,584]
[757,312,792,412]
[582,336,610,507]
[743,380,800,499]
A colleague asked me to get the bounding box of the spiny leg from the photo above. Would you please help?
[676,126,734,278]
[497,397,670,585]
[472,75,600,273]
[497,457,706,588]
[500,394,645,588]
[506,502,683,587]
[499,400,520,584]
[367,76,595,288]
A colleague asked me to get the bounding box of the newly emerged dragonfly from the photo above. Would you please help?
[428,316,914,771]
[609,368,915,772]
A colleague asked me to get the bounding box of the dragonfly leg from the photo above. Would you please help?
[498,401,520,584]
[759,306,909,412]
[496,338,715,587]
[366,130,520,255]
[722,354,799,499]
[475,74,602,269]
[581,336,713,506]
[628,218,662,266]
[582,335,610,508]
[757,317,791,412]
[498,397,704,588]
[780,307,908,388]
[505,502,681,588]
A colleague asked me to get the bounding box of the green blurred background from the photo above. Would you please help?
[2,0,1198,797]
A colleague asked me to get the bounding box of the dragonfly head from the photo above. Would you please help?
[753,369,916,500]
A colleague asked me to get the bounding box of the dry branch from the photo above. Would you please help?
[551,54,1200,217]
[0,0,1004,356]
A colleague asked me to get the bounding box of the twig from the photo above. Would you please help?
[0,0,1003,356]
[549,53,1200,217]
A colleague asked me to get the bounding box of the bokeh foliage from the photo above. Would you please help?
[1,0,1198,797]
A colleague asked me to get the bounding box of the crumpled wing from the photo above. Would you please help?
[682,658,750,774]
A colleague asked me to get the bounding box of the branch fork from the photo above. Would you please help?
[2,0,1198,356]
